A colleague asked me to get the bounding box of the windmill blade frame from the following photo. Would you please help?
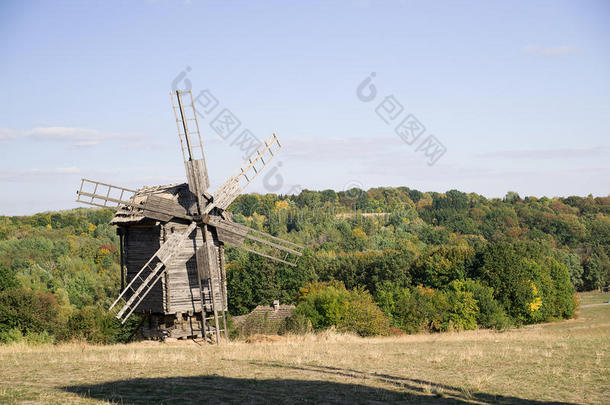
[76,178,137,210]
[76,178,193,221]
[203,132,282,214]
[206,216,304,266]
[171,90,210,200]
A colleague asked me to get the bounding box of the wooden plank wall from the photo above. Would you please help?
[124,220,228,315]
[124,224,164,312]
[164,221,227,314]
[164,221,202,313]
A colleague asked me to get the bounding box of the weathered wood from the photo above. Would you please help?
[172,90,210,195]
[143,194,187,221]
[75,92,303,343]
[202,132,281,214]
[112,222,196,323]
[185,159,210,197]
[208,216,303,266]
[125,226,161,313]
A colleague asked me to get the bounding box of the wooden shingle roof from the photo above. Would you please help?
[110,183,196,225]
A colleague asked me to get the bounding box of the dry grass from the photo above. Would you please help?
[0,297,608,404]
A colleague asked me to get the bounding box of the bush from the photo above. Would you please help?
[0,288,64,342]
[0,327,24,343]
[0,264,18,290]
[460,279,511,330]
[282,313,313,335]
[377,283,482,333]
[294,281,390,336]
[24,330,55,345]
[444,280,478,331]
[62,306,122,344]
[472,241,576,325]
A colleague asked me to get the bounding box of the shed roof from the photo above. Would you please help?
[232,304,296,326]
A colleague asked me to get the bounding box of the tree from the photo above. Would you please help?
[504,191,521,204]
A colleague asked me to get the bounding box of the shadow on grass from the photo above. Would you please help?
[248,361,575,404]
[62,366,574,405]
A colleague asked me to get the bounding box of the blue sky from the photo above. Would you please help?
[0,0,608,215]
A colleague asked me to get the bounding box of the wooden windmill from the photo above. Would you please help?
[75,90,303,343]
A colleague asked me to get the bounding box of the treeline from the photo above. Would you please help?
[226,188,607,335]
[0,187,608,342]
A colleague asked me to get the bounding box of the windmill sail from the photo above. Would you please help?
[76,178,193,221]
[76,178,137,209]
[171,90,210,199]
[203,132,281,214]
[206,216,303,266]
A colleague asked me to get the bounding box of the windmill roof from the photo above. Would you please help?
[110,183,195,225]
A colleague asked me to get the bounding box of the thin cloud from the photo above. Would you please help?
[0,166,81,182]
[283,135,403,161]
[523,45,578,57]
[0,126,141,147]
[118,140,170,151]
[27,126,140,142]
[72,141,101,148]
[476,147,608,160]
[0,128,18,142]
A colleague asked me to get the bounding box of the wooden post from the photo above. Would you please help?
[117,227,126,293]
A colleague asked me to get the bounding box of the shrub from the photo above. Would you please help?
[294,281,390,336]
[0,327,24,343]
[377,283,482,333]
[62,306,122,344]
[460,279,511,330]
[0,288,64,342]
[24,330,55,345]
[0,264,18,290]
[281,313,313,335]
[444,280,478,331]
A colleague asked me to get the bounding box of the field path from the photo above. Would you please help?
[579,302,609,308]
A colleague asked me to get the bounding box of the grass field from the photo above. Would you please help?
[578,290,610,306]
[0,293,608,404]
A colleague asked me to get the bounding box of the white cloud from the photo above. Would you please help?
[523,45,579,57]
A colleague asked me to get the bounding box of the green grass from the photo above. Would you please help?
[578,290,610,306]
[0,298,608,404]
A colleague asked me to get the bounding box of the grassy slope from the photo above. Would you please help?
[0,297,608,404]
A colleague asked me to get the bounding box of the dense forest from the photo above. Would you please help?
[1,187,608,342]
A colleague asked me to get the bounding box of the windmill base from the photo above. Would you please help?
[139,312,205,340]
